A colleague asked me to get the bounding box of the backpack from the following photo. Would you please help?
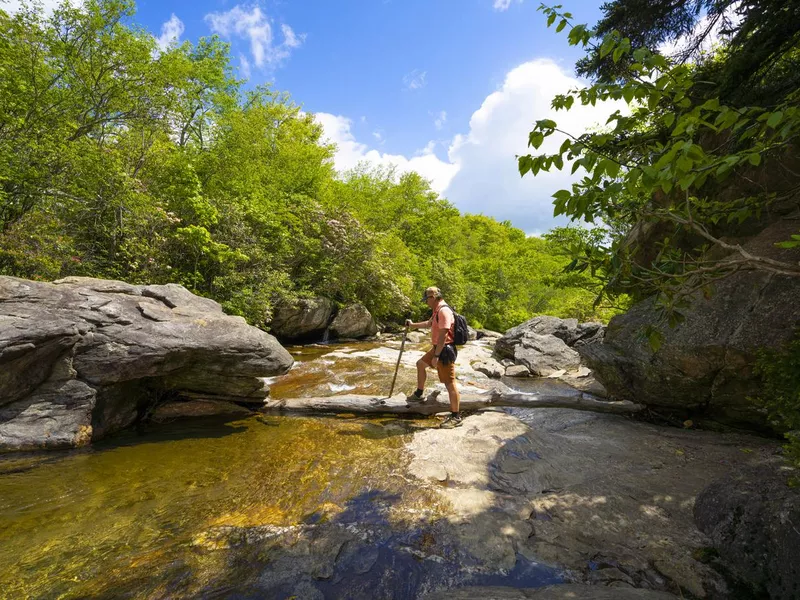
[438,303,469,346]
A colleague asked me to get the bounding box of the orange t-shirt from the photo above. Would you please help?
[430,302,454,345]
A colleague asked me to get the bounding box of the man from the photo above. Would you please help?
[404,286,462,428]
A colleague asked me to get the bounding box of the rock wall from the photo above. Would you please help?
[579,219,800,428]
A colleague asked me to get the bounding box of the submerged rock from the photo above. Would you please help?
[0,276,293,450]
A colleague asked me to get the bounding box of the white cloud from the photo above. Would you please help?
[445,59,625,233]
[493,0,522,11]
[2,0,82,15]
[402,69,427,91]
[314,113,459,194]
[372,130,385,144]
[317,59,624,234]
[204,5,302,70]
[658,3,742,60]
[434,110,447,130]
[156,14,184,51]
[239,54,252,79]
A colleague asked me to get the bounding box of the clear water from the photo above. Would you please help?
[0,342,560,599]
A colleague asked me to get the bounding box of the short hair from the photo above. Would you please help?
[425,286,442,299]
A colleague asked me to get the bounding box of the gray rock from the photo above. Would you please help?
[328,303,378,339]
[405,331,426,344]
[513,333,581,377]
[694,465,800,600]
[0,276,293,451]
[573,321,605,347]
[476,329,503,340]
[505,365,530,377]
[269,297,334,341]
[496,316,579,359]
[578,218,800,427]
[467,326,478,341]
[471,358,504,379]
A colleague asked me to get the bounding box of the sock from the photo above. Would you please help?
[452,411,460,418]
[413,388,424,397]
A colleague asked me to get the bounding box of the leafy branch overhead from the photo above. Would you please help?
[518,3,800,334]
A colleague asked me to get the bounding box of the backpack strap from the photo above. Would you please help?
[435,303,456,331]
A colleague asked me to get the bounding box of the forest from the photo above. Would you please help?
[0,0,615,333]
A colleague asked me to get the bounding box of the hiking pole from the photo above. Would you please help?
[388,324,409,397]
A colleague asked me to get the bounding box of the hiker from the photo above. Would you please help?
[404,286,462,428]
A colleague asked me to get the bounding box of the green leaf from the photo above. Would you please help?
[518,155,532,176]
[552,189,572,202]
[622,87,634,104]
[663,113,675,128]
[528,131,545,149]
[767,111,783,129]
[600,37,614,59]
[748,153,762,166]
[555,19,567,33]
[647,328,663,352]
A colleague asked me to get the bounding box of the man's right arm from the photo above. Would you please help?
[405,318,432,329]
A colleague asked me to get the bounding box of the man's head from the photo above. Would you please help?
[422,286,442,308]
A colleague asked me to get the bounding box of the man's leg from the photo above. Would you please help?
[411,348,435,399]
[444,381,460,412]
[437,359,462,428]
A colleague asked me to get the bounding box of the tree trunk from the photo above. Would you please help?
[263,390,644,416]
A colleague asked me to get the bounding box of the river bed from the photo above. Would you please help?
[0,339,778,599]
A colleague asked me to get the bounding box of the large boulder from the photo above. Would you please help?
[269,297,334,342]
[495,316,604,360]
[578,219,800,427]
[0,276,293,451]
[694,465,800,600]
[328,303,378,339]
[513,333,581,377]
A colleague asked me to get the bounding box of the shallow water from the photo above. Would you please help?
[0,341,561,599]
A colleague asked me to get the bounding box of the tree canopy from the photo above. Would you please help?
[0,0,616,333]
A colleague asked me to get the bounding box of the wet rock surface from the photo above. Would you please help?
[423,583,679,599]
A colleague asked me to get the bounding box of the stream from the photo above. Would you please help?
[0,340,563,599]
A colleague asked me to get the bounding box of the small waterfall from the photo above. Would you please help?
[321,328,330,344]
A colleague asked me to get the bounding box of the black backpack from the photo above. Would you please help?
[439,304,469,346]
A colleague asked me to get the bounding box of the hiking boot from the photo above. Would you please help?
[406,390,426,403]
[439,413,463,429]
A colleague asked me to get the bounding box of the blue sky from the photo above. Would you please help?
[8,0,622,234]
